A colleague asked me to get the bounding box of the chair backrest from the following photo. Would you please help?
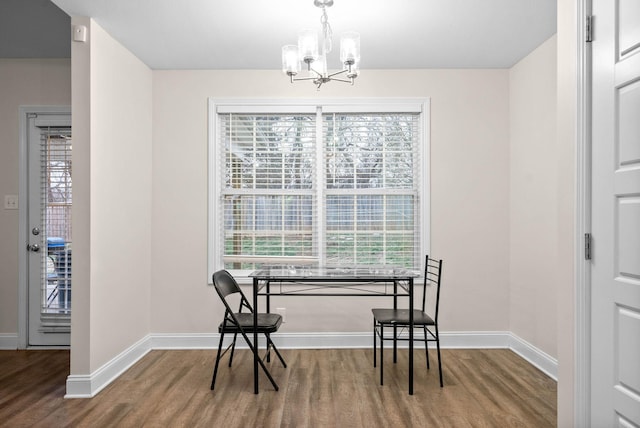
[420,255,443,321]
[212,269,253,318]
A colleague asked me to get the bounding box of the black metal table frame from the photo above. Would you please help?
[249,266,417,395]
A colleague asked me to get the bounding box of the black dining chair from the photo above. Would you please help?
[210,269,287,391]
[372,255,444,387]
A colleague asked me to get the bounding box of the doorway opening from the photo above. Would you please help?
[19,106,72,347]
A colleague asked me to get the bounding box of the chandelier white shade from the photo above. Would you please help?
[282,0,360,89]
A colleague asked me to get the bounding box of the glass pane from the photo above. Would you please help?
[386,195,414,230]
[355,233,384,264]
[326,195,354,230]
[356,195,383,230]
[385,233,415,267]
[325,113,418,190]
[223,114,315,191]
[326,233,354,265]
[42,132,72,314]
[222,193,315,270]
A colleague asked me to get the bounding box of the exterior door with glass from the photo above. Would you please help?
[25,110,72,346]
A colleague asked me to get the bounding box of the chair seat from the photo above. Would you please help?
[372,308,434,326]
[218,312,283,334]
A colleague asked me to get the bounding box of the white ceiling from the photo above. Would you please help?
[47,0,556,70]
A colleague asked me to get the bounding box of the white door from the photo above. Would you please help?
[25,110,72,346]
[591,0,640,425]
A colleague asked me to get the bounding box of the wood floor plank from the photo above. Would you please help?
[0,348,557,427]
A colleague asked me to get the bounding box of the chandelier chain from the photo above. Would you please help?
[320,7,332,54]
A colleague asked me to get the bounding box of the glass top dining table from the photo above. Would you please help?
[251,265,418,281]
[249,264,420,394]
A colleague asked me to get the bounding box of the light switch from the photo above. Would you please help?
[4,194,18,210]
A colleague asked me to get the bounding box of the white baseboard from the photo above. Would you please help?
[0,333,18,350]
[151,332,217,349]
[149,331,514,350]
[65,335,153,398]
[509,333,558,380]
[65,330,557,398]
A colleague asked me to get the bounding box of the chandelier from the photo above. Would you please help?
[281,0,360,89]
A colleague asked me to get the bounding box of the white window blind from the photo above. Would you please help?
[40,127,72,314]
[41,128,73,241]
[209,100,428,278]
[218,113,318,269]
[323,112,421,266]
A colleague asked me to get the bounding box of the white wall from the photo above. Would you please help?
[70,17,153,374]
[509,35,558,357]
[151,69,511,334]
[0,59,71,340]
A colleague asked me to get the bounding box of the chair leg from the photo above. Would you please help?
[266,335,287,368]
[211,331,226,390]
[393,325,398,363]
[380,324,384,386]
[424,326,430,370]
[265,334,272,363]
[373,318,377,368]
[228,332,238,367]
[435,325,443,387]
[236,328,280,391]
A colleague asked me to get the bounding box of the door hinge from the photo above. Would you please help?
[586,15,594,43]
[585,233,592,260]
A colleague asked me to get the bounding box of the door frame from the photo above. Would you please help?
[575,0,591,425]
[17,105,72,349]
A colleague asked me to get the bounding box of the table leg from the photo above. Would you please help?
[393,280,398,363]
[409,277,414,395]
[253,277,259,394]
[266,281,271,362]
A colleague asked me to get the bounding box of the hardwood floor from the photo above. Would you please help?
[0,348,556,427]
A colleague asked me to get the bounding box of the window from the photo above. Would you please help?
[41,127,73,314]
[209,99,430,279]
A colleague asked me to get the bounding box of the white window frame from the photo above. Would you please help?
[208,98,430,283]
